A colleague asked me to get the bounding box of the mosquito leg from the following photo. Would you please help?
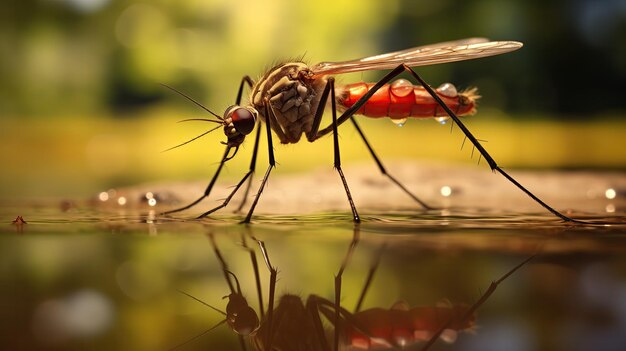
[196,123,262,219]
[241,100,277,224]
[240,231,265,318]
[252,237,278,349]
[235,76,255,105]
[327,78,360,223]
[354,242,386,313]
[232,120,262,214]
[307,294,370,351]
[350,116,434,210]
[401,65,584,223]
[314,63,584,223]
[231,76,258,213]
[420,255,535,351]
[206,233,248,351]
[305,77,332,142]
[333,225,360,351]
[162,146,233,215]
[207,233,236,293]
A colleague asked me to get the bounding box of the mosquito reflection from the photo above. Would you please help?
[170,228,533,351]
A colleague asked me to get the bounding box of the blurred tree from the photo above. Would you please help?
[0,0,625,118]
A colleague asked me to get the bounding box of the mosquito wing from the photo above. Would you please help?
[310,38,522,76]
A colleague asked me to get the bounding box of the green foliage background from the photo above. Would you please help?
[1,0,625,198]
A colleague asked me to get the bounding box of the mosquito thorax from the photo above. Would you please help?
[222,105,257,147]
[224,293,259,335]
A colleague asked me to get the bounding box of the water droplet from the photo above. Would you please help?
[435,116,449,125]
[391,118,408,127]
[437,83,458,97]
[390,79,413,97]
[605,188,616,199]
[440,186,452,197]
[98,192,109,202]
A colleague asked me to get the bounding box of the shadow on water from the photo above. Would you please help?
[1,200,626,350]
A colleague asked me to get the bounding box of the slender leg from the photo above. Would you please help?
[233,120,262,213]
[333,225,360,351]
[308,294,370,350]
[162,146,232,215]
[252,237,278,350]
[350,117,433,210]
[233,76,258,213]
[312,64,583,223]
[240,231,265,318]
[306,78,361,222]
[197,123,262,218]
[401,65,583,223]
[235,76,254,105]
[354,242,386,313]
[206,233,248,351]
[329,78,360,223]
[419,255,535,351]
[165,75,254,217]
[241,100,277,224]
[207,233,235,294]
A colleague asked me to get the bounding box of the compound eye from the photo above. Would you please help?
[231,108,256,135]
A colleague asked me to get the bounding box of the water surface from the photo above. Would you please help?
[2,168,626,351]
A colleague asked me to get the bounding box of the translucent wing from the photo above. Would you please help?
[311,38,522,76]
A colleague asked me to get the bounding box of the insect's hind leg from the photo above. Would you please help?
[402,64,585,224]
[349,116,434,210]
[420,255,535,351]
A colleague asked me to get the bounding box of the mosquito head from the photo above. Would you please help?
[224,293,260,336]
[223,106,258,147]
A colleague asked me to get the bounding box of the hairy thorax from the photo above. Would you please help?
[250,62,327,144]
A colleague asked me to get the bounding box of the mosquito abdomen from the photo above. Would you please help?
[337,79,478,120]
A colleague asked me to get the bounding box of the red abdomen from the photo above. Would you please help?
[337,79,478,120]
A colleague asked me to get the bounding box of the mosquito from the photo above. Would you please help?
[161,37,584,224]
[169,229,534,351]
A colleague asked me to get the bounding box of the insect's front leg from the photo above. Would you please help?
[196,122,261,219]
[161,145,233,216]
[233,76,258,213]
[240,99,277,224]
[206,233,249,351]
[251,237,278,349]
[235,75,255,105]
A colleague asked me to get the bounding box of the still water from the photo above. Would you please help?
[2,167,626,351]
